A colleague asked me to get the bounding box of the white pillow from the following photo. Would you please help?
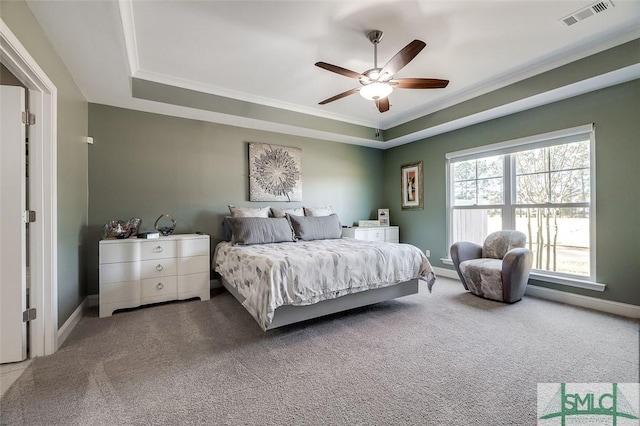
[228,205,271,218]
[304,206,334,217]
[271,207,304,218]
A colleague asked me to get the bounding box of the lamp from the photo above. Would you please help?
[359,82,393,100]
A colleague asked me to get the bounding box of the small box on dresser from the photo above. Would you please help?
[99,234,210,318]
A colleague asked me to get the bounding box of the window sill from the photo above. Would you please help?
[439,258,606,292]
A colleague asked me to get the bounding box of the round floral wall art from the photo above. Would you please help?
[249,143,302,201]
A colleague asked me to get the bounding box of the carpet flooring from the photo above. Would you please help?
[1,277,638,425]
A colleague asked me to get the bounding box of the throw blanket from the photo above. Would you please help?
[214,238,436,330]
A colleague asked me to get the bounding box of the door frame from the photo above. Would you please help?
[1,19,58,356]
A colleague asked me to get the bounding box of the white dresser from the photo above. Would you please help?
[342,226,399,243]
[99,234,210,318]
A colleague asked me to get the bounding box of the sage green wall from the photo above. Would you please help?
[1,1,89,327]
[87,104,384,295]
[383,79,640,306]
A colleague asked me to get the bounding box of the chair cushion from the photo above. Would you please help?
[482,230,526,259]
[459,258,504,302]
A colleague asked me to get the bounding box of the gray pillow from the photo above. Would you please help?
[222,217,233,242]
[288,214,342,241]
[229,217,295,245]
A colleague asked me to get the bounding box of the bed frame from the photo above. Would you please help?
[220,277,419,330]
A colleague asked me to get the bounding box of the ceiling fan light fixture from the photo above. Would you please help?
[367,69,380,80]
[316,31,447,112]
[359,82,393,100]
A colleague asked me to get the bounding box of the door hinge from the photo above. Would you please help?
[23,210,36,223]
[21,110,36,126]
[23,308,36,322]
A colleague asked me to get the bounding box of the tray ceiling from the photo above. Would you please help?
[25,0,640,147]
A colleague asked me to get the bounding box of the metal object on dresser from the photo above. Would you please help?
[154,213,176,236]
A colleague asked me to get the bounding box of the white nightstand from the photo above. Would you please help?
[342,226,399,243]
[99,234,210,317]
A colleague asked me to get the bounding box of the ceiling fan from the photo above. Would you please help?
[315,30,449,113]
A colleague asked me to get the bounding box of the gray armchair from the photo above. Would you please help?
[450,230,533,303]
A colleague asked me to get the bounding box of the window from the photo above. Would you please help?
[447,125,595,282]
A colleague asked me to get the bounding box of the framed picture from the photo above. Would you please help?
[401,161,423,210]
[249,142,302,201]
[378,209,389,226]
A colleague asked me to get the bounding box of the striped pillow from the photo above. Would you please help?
[229,217,295,245]
[288,214,342,241]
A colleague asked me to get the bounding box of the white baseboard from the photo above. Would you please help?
[524,285,640,318]
[57,297,88,348]
[433,267,459,280]
[432,267,640,318]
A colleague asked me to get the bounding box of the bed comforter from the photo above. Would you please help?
[214,238,435,330]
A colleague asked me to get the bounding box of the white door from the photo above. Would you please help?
[0,86,28,363]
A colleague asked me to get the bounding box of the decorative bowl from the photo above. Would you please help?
[101,217,141,239]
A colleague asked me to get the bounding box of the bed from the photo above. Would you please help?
[213,213,436,330]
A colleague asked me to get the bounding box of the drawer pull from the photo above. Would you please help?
[156,282,164,290]
[155,264,164,272]
[153,246,163,253]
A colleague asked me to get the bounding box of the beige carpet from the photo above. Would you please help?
[1,278,638,425]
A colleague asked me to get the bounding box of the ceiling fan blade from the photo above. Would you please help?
[391,78,449,89]
[315,62,364,79]
[319,88,360,105]
[379,40,426,80]
[375,98,390,113]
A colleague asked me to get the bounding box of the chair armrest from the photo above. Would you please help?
[502,248,533,303]
[450,241,482,290]
[451,241,482,264]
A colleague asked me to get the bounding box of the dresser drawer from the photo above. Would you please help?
[177,255,209,275]
[351,228,384,241]
[368,229,385,242]
[178,272,210,300]
[342,226,399,243]
[100,262,140,284]
[100,280,140,304]
[141,276,177,303]
[177,236,210,258]
[140,240,176,260]
[385,227,399,243]
[351,228,369,240]
[140,258,177,279]
[99,241,140,264]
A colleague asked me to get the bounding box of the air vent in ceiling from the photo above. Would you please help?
[559,1,614,26]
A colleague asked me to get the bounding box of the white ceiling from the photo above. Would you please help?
[25,0,640,146]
